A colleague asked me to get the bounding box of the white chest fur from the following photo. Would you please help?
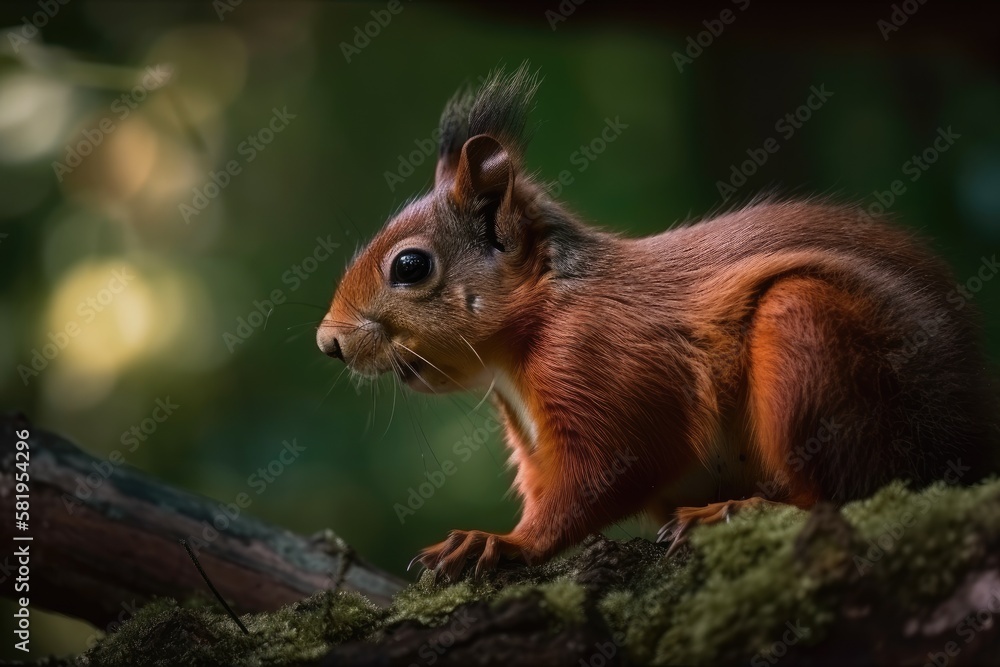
[492,369,539,450]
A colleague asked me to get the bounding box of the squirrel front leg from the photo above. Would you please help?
[411,443,629,581]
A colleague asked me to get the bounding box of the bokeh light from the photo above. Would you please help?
[0,71,75,163]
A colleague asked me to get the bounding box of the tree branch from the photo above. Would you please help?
[0,412,405,628]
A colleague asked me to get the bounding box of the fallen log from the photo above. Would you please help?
[0,412,405,629]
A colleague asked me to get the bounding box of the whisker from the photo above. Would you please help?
[382,357,400,439]
[457,332,496,411]
[277,301,327,310]
[287,321,320,331]
[289,320,357,333]
[393,341,471,394]
[284,330,314,344]
[319,365,351,407]
[366,381,376,436]
[392,339,506,472]
[412,408,438,471]
[397,354,437,394]
[458,333,487,372]
[313,319,361,330]
[388,348,467,455]
[364,328,382,435]
[441,391,506,473]
[334,291,366,324]
[473,375,496,412]
[339,210,367,239]
[399,384,439,474]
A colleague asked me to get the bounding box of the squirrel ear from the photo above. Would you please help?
[454,134,512,201]
[452,134,516,250]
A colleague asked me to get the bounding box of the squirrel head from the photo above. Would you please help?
[318,64,547,393]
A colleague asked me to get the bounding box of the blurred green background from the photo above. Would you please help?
[1,0,998,659]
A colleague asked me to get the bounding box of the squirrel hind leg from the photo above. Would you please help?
[657,497,787,556]
[745,275,931,504]
[674,496,783,524]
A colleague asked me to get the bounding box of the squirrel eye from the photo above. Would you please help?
[390,249,433,285]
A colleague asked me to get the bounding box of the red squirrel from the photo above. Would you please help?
[318,65,997,581]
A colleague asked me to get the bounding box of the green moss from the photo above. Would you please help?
[604,479,1000,665]
[655,504,824,663]
[84,477,1000,666]
[84,590,385,667]
[387,576,495,626]
[597,552,697,664]
[842,479,1000,606]
[535,578,587,626]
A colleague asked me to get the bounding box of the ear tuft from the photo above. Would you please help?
[435,62,540,186]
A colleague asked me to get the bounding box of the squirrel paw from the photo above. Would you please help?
[657,497,782,557]
[408,530,526,583]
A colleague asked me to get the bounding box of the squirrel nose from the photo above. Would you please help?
[317,324,344,361]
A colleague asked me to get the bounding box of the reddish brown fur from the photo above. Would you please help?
[318,67,997,580]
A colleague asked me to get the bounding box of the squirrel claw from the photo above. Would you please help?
[661,497,782,557]
[414,529,524,583]
[406,553,425,574]
[660,519,694,558]
[656,516,691,557]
